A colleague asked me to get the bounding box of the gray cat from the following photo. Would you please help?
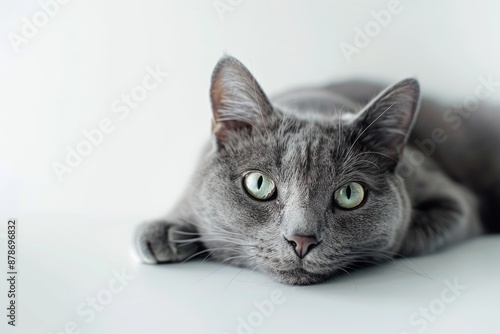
[134,56,499,285]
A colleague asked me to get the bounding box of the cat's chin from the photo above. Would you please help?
[264,267,331,286]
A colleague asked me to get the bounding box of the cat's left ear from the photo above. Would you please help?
[210,56,273,143]
[352,78,421,170]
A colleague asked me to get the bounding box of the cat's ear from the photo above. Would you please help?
[210,56,273,142]
[352,78,420,170]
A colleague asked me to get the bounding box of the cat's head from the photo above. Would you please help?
[193,56,420,285]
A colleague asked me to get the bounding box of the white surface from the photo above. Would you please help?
[2,217,500,334]
[1,0,500,333]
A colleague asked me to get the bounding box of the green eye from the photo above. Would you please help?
[334,182,365,209]
[243,171,276,200]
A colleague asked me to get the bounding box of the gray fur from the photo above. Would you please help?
[135,56,495,285]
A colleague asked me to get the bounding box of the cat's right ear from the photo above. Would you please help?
[210,56,273,144]
[350,78,421,171]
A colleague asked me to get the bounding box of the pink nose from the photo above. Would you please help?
[285,235,319,259]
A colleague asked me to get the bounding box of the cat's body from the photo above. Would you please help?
[325,80,500,235]
[135,57,498,285]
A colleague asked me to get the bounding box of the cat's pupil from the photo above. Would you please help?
[346,185,351,199]
[257,175,263,189]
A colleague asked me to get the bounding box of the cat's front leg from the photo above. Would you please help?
[398,164,483,256]
[134,219,202,264]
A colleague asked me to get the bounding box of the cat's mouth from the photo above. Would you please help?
[255,257,333,285]
[265,266,330,285]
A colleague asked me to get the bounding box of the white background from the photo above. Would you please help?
[1,1,500,334]
[1,0,500,220]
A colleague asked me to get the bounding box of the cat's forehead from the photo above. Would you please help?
[248,125,338,186]
[230,117,344,170]
[278,128,335,168]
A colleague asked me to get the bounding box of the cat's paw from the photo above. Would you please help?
[134,220,200,264]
